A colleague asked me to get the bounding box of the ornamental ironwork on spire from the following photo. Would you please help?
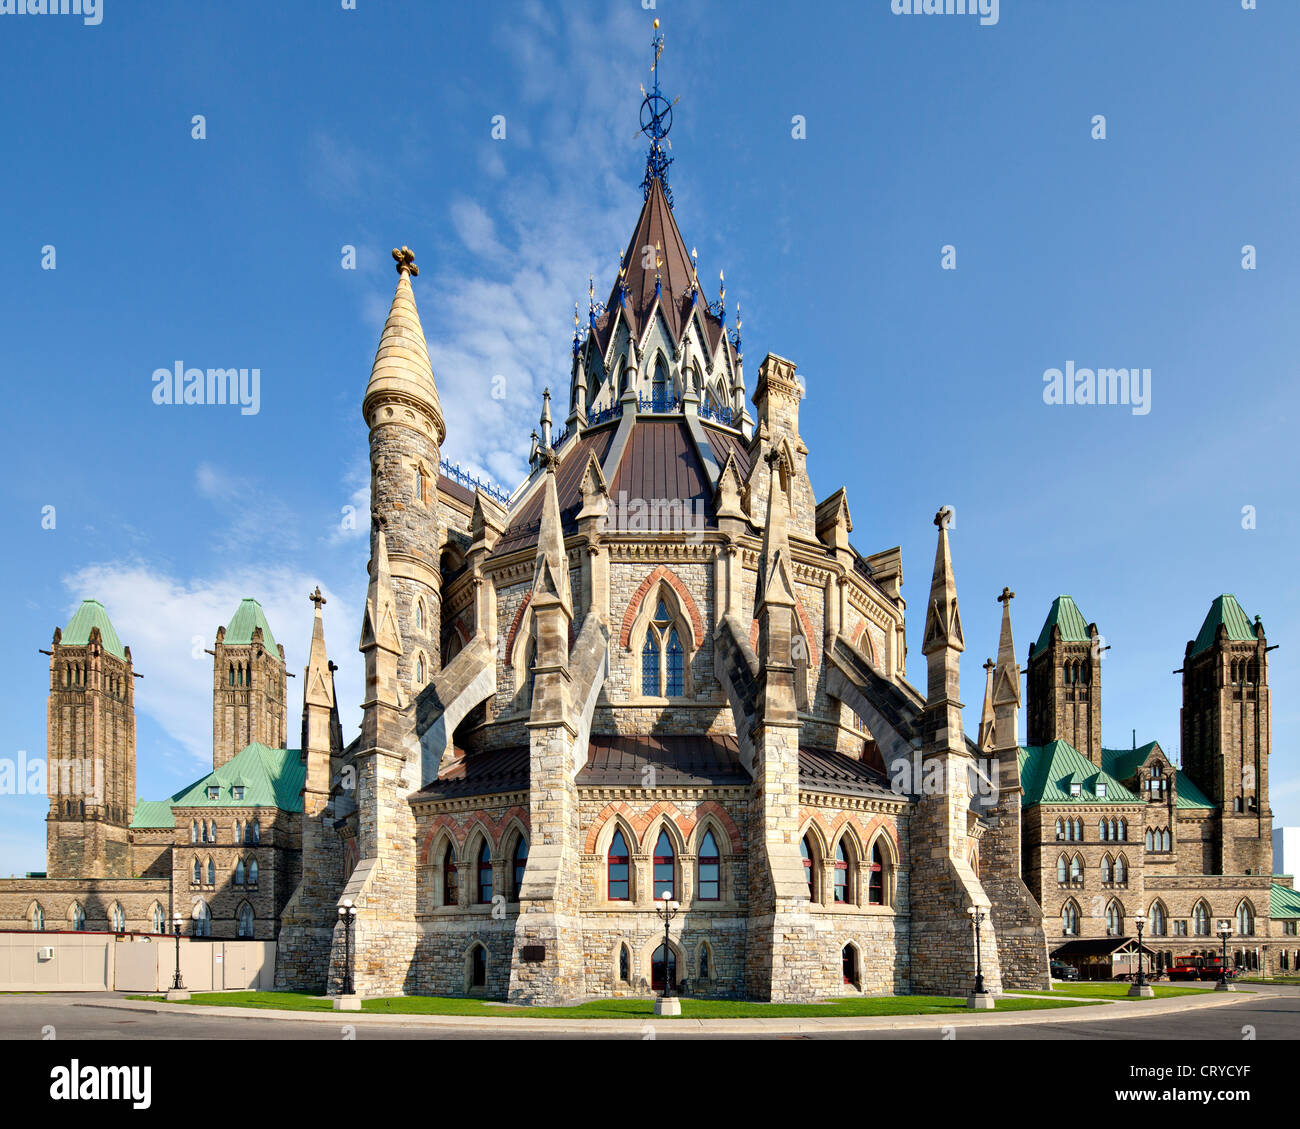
[640,19,676,207]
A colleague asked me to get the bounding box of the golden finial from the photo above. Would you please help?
[392,246,418,277]
[653,18,660,29]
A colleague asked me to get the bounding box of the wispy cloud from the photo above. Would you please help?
[63,562,361,770]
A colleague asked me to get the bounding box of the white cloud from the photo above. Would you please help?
[63,562,362,770]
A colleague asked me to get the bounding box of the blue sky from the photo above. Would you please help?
[0,0,1296,875]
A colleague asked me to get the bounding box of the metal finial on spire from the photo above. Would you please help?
[654,241,663,297]
[640,19,675,207]
[690,247,699,296]
[572,302,582,358]
[392,246,418,277]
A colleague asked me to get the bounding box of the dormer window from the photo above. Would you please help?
[1096,782,1107,798]
[1069,782,1081,798]
[207,786,220,801]
[232,786,245,801]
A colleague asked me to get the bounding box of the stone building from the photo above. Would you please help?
[1014,592,1295,977]
[0,597,313,942]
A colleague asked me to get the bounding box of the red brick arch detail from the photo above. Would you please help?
[585,800,695,855]
[504,592,533,665]
[691,801,741,853]
[748,596,821,668]
[619,566,705,650]
[418,805,529,864]
[797,808,903,865]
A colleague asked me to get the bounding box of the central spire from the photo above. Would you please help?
[640,19,675,207]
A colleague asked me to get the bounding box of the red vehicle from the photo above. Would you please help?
[1168,955,1206,981]
[1198,957,1236,982]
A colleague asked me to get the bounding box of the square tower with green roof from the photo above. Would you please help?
[211,598,288,771]
[1181,595,1273,876]
[1027,595,1103,765]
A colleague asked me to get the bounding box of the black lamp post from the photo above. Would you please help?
[170,911,184,991]
[1216,920,1234,992]
[338,899,357,996]
[966,905,992,1007]
[655,892,679,1000]
[1127,912,1152,996]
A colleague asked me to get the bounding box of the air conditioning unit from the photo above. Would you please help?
[36,947,54,961]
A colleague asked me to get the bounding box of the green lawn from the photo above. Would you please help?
[1008,983,1209,1000]
[128,989,1097,1019]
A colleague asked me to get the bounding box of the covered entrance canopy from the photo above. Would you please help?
[1051,937,1156,981]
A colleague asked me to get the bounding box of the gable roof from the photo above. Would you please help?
[61,599,126,658]
[223,598,280,653]
[1032,595,1090,654]
[1100,741,1162,784]
[1190,594,1256,657]
[1018,740,1139,806]
[168,742,304,812]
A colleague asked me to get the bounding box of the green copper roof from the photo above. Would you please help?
[1018,740,1140,807]
[61,599,125,658]
[1033,595,1090,654]
[1174,770,1215,810]
[169,742,304,811]
[1190,594,1256,658]
[1270,884,1300,920]
[224,598,279,653]
[129,800,175,829]
[1100,742,1161,784]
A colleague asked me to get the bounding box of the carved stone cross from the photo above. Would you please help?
[392,246,419,277]
[309,586,327,611]
[998,586,1016,607]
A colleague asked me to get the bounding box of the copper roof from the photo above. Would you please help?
[490,426,617,558]
[798,747,896,800]
[609,418,710,513]
[702,423,753,482]
[578,732,750,787]
[416,745,530,800]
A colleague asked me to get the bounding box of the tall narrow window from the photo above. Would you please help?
[868,842,885,905]
[1057,855,1069,884]
[653,829,675,901]
[618,944,630,982]
[511,836,528,901]
[640,598,685,698]
[442,844,458,906]
[652,356,669,408]
[206,859,215,885]
[1151,903,1167,936]
[192,859,201,885]
[31,904,45,931]
[697,831,720,901]
[1070,855,1083,883]
[665,629,684,697]
[110,904,125,933]
[1063,901,1078,935]
[1100,855,1112,884]
[1237,902,1255,937]
[1194,902,1210,936]
[1105,901,1123,936]
[801,835,817,901]
[152,904,165,934]
[1114,855,1127,885]
[237,903,254,939]
[842,945,859,987]
[72,904,86,931]
[641,633,660,696]
[476,840,493,904]
[608,830,630,901]
[235,858,245,885]
[248,859,258,885]
[833,841,850,903]
[194,901,211,938]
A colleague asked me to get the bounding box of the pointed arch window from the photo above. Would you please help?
[192,858,202,885]
[868,841,886,905]
[194,900,211,938]
[618,944,631,983]
[608,829,630,901]
[414,599,424,632]
[1150,902,1167,936]
[237,903,255,938]
[1101,855,1113,884]
[72,903,86,931]
[1237,902,1255,937]
[1105,901,1124,936]
[511,835,528,901]
[1055,818,1065,840]
[152,904,165,934]
[248,858,258,885]
[1114,854,1127,885]
[699,943,711,980]
[697,830,720,901]
[442,843,459,906]
[110,903,125,932]
[833,840,852,904]
[191,820,198,844]
[640,596,689,699]
[1057,855,1069,884]
[652,355,670,409]
[801,835,818,902]
[476,840,493,904]
[1145,828,1154,851]
[234,858,246,885]
[252,820,260,844]
[206,858,216,885]
[1070,855,1084,883]
[1193,901,1210,936]
[1063,901,1079,935]
[653,828,676,901]
[1162,829,1171,852]
[30,903,45,931]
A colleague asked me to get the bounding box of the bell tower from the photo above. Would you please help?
[212,597,287,769]
[45,600,136,879]
[1026,595,1102,763]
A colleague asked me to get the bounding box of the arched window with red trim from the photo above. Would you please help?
[868,841,885,905]
[511,835,528,901]
[608,829,630,901]
[834,840,850,903]
[476,839,493,904]
[442,843,458,906]
[653,829,676,901]
[697,830,720,901]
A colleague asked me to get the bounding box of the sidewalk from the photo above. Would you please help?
[76,987,1254,1036]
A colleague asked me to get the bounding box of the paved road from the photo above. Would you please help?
[1,987,1297,1040]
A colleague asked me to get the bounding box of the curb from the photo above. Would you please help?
[75,988,1254,1036]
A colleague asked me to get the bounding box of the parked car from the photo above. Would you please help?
[1050,960,1079,981]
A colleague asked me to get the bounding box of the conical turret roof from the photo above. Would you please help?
[364,252,445,444]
